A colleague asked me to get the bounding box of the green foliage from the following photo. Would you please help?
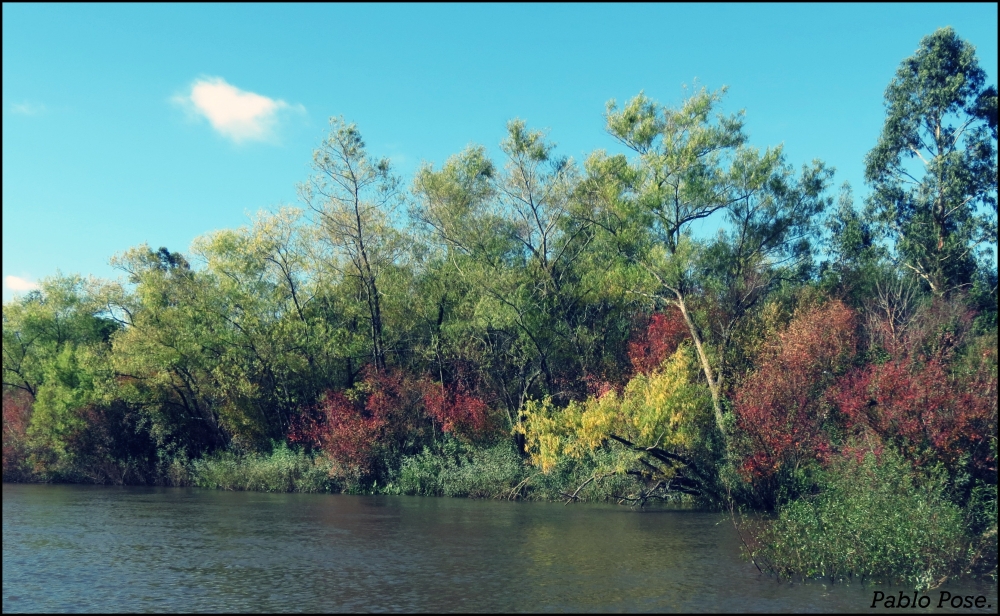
[413,118,605,418]
[758,450,979,590]
[300,117,405,372]
[0,275,160,481]
[524,446,654,503]
[393,435,654,503]
[819,183,891,307]
[28,344,96,458]
[2,275,118,400]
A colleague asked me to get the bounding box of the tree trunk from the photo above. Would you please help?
[671,290,727,442]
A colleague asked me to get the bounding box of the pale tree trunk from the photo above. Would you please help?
[669,288,726,442]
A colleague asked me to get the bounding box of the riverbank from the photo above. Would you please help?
[3,438,655,504]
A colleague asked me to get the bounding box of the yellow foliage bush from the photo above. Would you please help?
[519,346,712,474]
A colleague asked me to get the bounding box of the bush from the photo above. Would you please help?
[2,389,34,482]
[518,347,718,504]
[757,449,979,590]
[733,300,858,509]
[191,442,339,493]
[394,437,526,498]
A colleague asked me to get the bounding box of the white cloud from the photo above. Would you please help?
[10,101,46,116]
[174,77,303,143]
[5,275,40,292]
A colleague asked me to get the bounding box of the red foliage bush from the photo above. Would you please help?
[828,296,996,481]
[2,389,33,480]
[321,391,388,475]
[628,308,689,375]
[734,300,858,483]
[289,364,504,474]
[288,370,406,477]
[423,382,489,438]
[830,342,997,481]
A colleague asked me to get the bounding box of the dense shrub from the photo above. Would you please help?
[831,356,997,482]
[54,401,160,485]
[832,299,997,488]
[519,346,717,502]
[423,382,492,441]
[525,446,654,503]
[394,436,655,503]
[757,450,979,590]
[289,368,430,481]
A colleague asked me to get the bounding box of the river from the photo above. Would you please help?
[2,483,996,612]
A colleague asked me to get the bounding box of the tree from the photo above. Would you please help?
[865,27,998,296]
[190,209,343,445]
[2,275,118,400]
[1,275,160,481]
[300,118,404,372]
[413,121,602,427]
[108,246,229,454]
[819,182,891,308]
[580,88,831,438]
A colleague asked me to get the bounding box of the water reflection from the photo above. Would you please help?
[3,484,996,613]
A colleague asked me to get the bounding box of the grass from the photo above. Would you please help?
[190,442,339,493]
[391,437,526,498]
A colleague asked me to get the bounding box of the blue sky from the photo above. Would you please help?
[3,3,997,300]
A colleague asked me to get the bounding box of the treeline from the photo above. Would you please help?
[3,27,997,587]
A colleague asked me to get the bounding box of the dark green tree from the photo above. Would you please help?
[865,27,998,296]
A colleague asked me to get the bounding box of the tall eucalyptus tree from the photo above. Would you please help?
[865,27,997,296]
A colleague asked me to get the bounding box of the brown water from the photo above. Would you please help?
[2,483,996,613]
